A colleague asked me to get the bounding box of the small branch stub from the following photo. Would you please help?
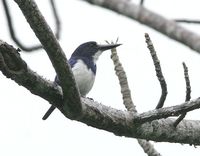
[0,41,27,75]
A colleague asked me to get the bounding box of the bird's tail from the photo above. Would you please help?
[42,105,56,120]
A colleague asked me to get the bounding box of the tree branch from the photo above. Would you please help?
[110,40,161,156]
[81,0,200,55]
[109,40,136,112]
[2,0,43,51]
[13,0,82,119]
[133,97,200,124]
[1,40,200,145]
[173,62,191,127]
[81,97,200,146]
[140,0,144,6]
[0,40,63,107]
[175,19,200,24]
[145,33,167,109]
[50,0,61,39]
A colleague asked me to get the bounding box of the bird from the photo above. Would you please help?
[42,41,121,120]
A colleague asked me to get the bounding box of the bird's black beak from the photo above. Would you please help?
[98,43,122,51]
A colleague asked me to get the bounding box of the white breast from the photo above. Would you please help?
[72,59,95,96]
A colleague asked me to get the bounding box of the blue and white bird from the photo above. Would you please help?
[42,41,121,120]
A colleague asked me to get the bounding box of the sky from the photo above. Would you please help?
[0,0,200,156]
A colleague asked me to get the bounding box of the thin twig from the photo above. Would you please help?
[109,39,161,156]
[140,0,144,6]
[133,97,200,124]
[145,33,167,109]
[175,19,200,24]
[183,62,191,102]
[2,0,43,52]
[174,62,191,127]
[2,0,61,52]
[50,0,61,39]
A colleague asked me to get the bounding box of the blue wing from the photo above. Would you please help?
[68,57,77,68]
[54,56,96,84]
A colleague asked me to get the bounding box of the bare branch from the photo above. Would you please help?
[173,62,191,127]
[81,97,200,146]
[134,97,200,124]
[2,0,61,52]
[50,0,61,39]
[137,139,161,156]
[145,33,167,109]
[110,41,136,113]
[110,40,161,156]
[82,0,200,55]
[1,40,200,145]
[2,0,42,52]
[175,19,200,24]
[14,0,82,119]
[140,0,144,6]
[0,40,63,107]
[183,62,191,102]
[173,112,186,128]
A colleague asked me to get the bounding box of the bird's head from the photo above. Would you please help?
[71,41,121,63]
